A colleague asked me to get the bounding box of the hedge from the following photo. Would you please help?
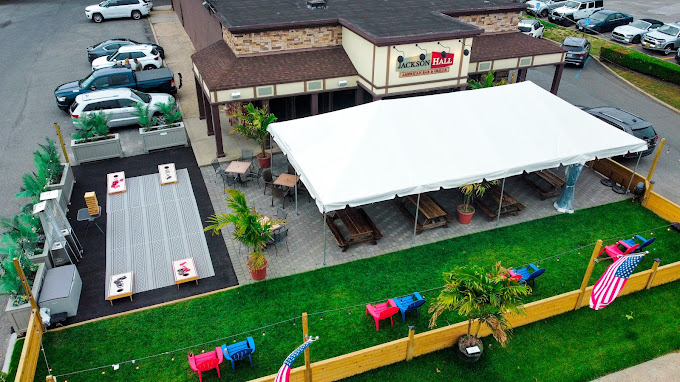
[601,45,680,85]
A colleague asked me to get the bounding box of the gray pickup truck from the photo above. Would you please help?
[54,66,181,111]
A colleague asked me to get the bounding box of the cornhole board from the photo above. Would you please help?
[108,272,134,305]
[172,257,198,288]
[158,163,178,185]
[107,171,126,194]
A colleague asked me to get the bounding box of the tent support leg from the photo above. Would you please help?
[323,211,327,266]
[625,152,643,195]
[413,194,420,246]
[295,171,298,215]
[496,178,506,227]
[269,134,274,172]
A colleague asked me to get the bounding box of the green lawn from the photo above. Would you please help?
[344,280,680,382]
[9,201,680,381]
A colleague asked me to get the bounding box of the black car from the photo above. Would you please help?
[561,37,591,67]
[581,106,659,158]
[576,10,634,33]
[87,38,164,62]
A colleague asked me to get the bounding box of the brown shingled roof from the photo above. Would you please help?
[470,32,565,62]
[192,41,358,91]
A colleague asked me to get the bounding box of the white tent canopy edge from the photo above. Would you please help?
[269,81,648,214]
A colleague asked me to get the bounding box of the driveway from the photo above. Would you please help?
[527,61,680,203]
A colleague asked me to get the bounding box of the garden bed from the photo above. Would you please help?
[10,201,680,381]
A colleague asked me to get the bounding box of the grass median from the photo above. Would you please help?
[9,201,680,381]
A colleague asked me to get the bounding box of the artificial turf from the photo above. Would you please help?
[9,201,680,381]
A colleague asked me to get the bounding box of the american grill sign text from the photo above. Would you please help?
[396,52,454,77]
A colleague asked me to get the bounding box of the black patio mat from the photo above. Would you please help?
[63,147,238,324]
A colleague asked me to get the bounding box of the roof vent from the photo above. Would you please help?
[307,0,327,10]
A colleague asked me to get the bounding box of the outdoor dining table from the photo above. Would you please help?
[273,173,299,188]
[225,161,251,185]
[397,194,449,234]
[325,207,382,252]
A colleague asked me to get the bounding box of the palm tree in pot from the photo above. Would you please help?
[204,190,283,280]
[457,180,498,224]
[429,262,530,362]
[229,103,277,168]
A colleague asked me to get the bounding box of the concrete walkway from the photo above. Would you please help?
[592,352,680,381]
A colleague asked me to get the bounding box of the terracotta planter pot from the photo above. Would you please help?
[457,335,483,363]
[249,259,268,281]
[257,152,272,168]
[457,205,475,224]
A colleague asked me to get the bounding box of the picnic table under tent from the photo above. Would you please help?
[269,81,648,264]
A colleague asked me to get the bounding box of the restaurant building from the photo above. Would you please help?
[171,0,567,157]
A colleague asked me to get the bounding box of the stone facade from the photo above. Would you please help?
[456,11,522,33]
[223,26,343,55]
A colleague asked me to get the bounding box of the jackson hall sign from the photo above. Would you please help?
[396,51,454,78]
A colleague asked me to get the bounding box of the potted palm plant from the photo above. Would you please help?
[229,103,277,168]
[429,262,530,362]
[204,190,282,281]
[457,180,498,224]
[70,111,122,164]
[137,100,188,152]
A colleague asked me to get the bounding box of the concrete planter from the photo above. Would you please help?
[139,122,188,153]
[5,263,46,335]
[29,245,52,270]
[71,134,122,164]
[46,163,74,212]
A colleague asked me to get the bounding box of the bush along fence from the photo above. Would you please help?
[600,46,680,86]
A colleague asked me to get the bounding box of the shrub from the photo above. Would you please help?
[133,102,156,129]
[601,46,680,85]
[154,98,182,126]
[72,111,111,142]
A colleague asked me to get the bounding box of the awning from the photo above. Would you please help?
[269,81,648,213]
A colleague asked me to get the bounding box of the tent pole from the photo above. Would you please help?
[496,178,506,227]
[413,194,421,246]
[322,210,327,266]
[295,171,298,215]
[625,152,643,195]
[269,134,274,172]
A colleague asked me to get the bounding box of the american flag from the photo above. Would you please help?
[590,253,644,310]
[274,338,316,382]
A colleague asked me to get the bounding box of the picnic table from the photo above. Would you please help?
[474,184,525,220]
[396,194,449,234]
[522,169,565,199]
[325,207,383,251]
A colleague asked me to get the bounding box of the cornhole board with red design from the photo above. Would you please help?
[107,171,126,195]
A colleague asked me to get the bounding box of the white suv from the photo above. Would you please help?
[85,0,152,23]
[70,88,175,128]
[91,45,162,71]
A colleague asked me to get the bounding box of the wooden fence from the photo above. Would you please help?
[249,259,680,382]
[14,310,43,382]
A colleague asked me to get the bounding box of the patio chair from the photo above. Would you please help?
[296,180,312,203]
[389,292,426,322]
[210,157,224,183]
[621,235,656,252]
[597,242,640,262]
[272,186,288,208]
[263,169,275,195]
[276,207,287,220]
[219,172,237,192]
[270,227,289,255]
[240,149,254,164]
[188,347,223,382]
[513,264,546,288]
[245,167,263,188]
[287,163,296,175]
[366,301,400,331]
[221,336,255,371]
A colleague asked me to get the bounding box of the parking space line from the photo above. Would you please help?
[625,45,636,48]
[661,56,675,61]
[574,57,590,79]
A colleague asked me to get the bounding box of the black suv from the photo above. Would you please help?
[581,106,659,158]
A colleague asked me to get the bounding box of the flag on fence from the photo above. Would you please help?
[274,338,317,382]
[590,253,645,310]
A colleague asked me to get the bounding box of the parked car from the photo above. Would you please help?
[85,0,152,23]
[91,45,162,71]
[561,37,591,67]
[54,66,180,111]
[88,38,164,62]
[518,19,544,38]
[576,10,633,33]
[642,22,680,55]
[549,0,604,26]
[611,18,664,44]
[676,47,680,63]
[580,106,659,158]
[70,88,175,128]
[525,0,567,18]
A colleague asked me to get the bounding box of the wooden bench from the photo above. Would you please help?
[325,207,382,251]
[522,169,565,199]
[475,185,525,220]
[325,214,349,249]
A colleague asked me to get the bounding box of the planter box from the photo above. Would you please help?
[71,134,122,164]
[139,122,188,153]
[6,263,46,335]
[47,163,74,212]
[29,245,52,270]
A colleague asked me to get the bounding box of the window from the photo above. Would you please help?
[112,52,130,60]
[579,4,587,10]
[104,43,120,51]
[99,100,119,110]
[595,0,603,7]
[110,74,130,86]
[151,48,159,56]
[129,52,145,59]
[117,98,137,107]
[90,77,110,89]
[83,102,102,111]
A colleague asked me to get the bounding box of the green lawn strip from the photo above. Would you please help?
[343,280,680,382]
[607,65,680,110]
[12,201,680,381]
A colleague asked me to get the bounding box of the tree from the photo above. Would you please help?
[229,103,277,159]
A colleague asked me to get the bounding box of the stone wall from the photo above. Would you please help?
[456,11,522,33]
[223,26,342,55]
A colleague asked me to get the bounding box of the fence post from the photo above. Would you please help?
[54,122,70,164]
[645,138,665,183]
[641,180,655,207]
[302,312,312,382]
[46,376,56,382]
[13,258,44,332]
[406,326,415,361]
[575,240,602,310]
[646,259,662,289]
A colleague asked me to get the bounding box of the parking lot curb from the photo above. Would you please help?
[591,55,680,117]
